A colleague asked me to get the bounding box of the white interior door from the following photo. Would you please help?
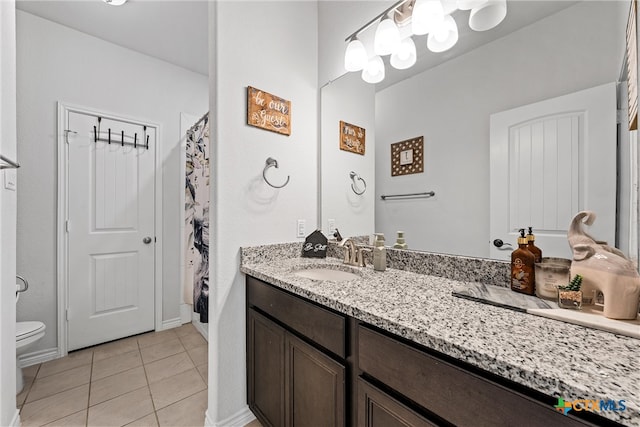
[490,82,617,260]
[66,111,156,350]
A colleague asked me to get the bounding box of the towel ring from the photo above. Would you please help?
[263,157,290,189]
[349,171,366,195]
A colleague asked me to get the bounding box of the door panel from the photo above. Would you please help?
[490,83,617,260]
[67,111,155,350]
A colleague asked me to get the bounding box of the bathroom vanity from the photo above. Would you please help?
[241,243,639,427]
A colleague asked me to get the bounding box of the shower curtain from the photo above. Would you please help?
[184,115,209,323]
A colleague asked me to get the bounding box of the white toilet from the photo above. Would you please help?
[16,321,46,393]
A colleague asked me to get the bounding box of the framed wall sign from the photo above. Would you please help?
[339,121,366,155]
[247,86,291,136]
[391,136,424,176]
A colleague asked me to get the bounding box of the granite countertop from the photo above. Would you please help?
[240,249,640,426]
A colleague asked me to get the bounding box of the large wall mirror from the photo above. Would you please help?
[320,0,638,262]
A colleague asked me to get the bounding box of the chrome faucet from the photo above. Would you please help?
[339,238,367,267]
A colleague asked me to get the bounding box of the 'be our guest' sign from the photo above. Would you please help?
[247,86,291,136]
[340,121,365,155]
[301,230,328,258]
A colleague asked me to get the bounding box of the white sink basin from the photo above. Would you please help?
[294,267,360,282]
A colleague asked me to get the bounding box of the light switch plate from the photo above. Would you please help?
[4,170,17,191]
[327,219,336,236]
[297,219,306,238]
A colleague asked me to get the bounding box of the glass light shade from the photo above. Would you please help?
[427,15,458,52]
[469,0,507,31]
[344,39,368,72]
[361,56,385,84]
[457,0,487,11]
[374,18,401,56]
[103,0,127,5]
[412,0,445,36]
[390,38,417,70]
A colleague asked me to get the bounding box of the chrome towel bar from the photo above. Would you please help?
[0,154,20,170]
[380,191,435,200]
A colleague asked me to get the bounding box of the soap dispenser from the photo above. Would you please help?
[393,231,408,249]
[373,233,387,272]
[526,226,542,263]
[511,229,536,295]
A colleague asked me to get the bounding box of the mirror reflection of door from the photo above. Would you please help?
[489,83,617,261]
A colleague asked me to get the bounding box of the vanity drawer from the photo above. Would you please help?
[247,276,346,358]
[358,326,593,427]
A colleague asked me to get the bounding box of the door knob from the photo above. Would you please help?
[143,237,153,244]
[493,239,513,250]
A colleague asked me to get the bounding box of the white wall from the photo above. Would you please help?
[16,11,208,354]
[375,1,627,257]
[0,1,19,424]
[320,72,376,238]
[208,1,318,424]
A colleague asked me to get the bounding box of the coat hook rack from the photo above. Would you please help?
[349,171,366,195]
[263,157,290,189]
[91,117,150,150]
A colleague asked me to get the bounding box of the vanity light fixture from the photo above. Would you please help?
[103,0,127,5]
[344,0,507,84]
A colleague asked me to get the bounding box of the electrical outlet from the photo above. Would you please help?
[297,219,306,238]
[4,170,16,191]
[327,219,336,236]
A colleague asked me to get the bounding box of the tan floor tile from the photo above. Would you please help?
[178,332,207,350]
[93,337,140,362]
[144,352,194,384]
[125,413,158,427]
[90,366,148,406]
[156,389,207,427]
[173,324,197,337]
[149,368,206,410]
[87,387,154,427]
[27,364,91,403]
[17,364,40,407]
[137,329,178,349]
[196,364,208,385]
[20,384,89,427]
[92,350,142,381]
[244,419,263,427]
[140,338,185,364]
[42,409,87,427]
[186,345,207,367]
[38,351,93,379]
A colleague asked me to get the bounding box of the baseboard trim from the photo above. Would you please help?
[180,303,192,324]
[18,347,61,367]
[9,409,20,427]
[191,312,208,341]
[160,317,182,331]
[206,406,255,427]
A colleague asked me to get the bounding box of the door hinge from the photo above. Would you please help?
[617,109,625,124]
[65,308,69,321]
[65,220,70,233]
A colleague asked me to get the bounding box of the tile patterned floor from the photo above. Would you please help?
[17,323,208,427]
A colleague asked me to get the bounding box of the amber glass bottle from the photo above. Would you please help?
[511,229,536,295]
[526,226,542,263]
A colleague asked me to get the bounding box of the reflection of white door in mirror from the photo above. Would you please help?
[490,82,617,261]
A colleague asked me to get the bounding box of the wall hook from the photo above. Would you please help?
[349,171,366,195]
[263,157,290,189]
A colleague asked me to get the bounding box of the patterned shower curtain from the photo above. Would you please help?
[184,115,209,323]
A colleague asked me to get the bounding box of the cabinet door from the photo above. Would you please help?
[286,333,345,427]
[248,309,286,427]
[358,378,437,427]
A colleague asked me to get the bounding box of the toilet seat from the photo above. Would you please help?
[16,321,45,342]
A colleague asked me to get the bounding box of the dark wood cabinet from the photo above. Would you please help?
[286,333,345,427]
[247,276,618,427]
[247,277,346,427]
[357,378,436,427]
[248,309,286,427]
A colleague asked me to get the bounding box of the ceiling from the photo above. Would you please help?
[16,0,209,76]
[16,0,579,86]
